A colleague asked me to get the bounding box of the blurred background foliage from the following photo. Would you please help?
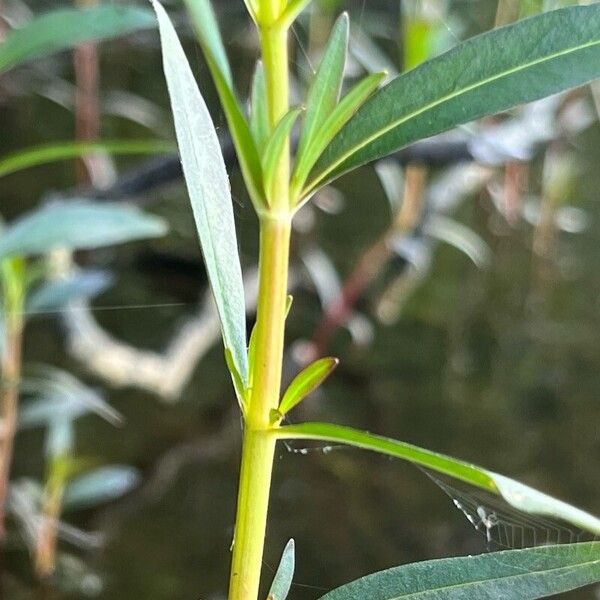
[1,0,600,598]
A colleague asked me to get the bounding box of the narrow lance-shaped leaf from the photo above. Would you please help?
[318,543,600,600]
[296,13,349,168]
[268,539,295,600]
[0,5,156,74]
[292,72,385,201]
[263,108,303,204]
[250,61,270,150]
[183,0,265,210]
[278,358,339,418]
[274,422,600,534]
[0,200,167,258]
[152,1,249,384]
[307,5,600,194]
[0,140,174,179]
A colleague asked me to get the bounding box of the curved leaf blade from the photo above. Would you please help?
[275,422,600,534]
[263,107,303,203]
[153,0,248,384]
[0,200,167,258]
[183,0,265,209]
[318,543,600,599]
[0,140,174,179]
[308,5,600,192]
[296,13,349,167]
[278,358,339,417]
[268,539,295,600]
[292,72,385,200]
[0,5,155,74]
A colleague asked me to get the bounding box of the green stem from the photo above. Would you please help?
[228,217,291,600]
[228,3,292,596]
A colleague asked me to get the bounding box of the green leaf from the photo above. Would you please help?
[183,0,265,210]
[63,466,140,511]
[318,543,600,599]
[292,72,385,201]
[274,422,600,534]
[262,107,303,204]
[296,14,349,173]
[307,5,600,194]
[250,62,270,150]
[278,358,339,417]
[153,0,249,385]
[267,539,295,600]
[0,140,174,179]
[0,200,167,258]
[0,5,155,74]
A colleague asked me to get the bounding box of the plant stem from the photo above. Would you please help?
[229,5,292,596]
[0,258,25,537]
[229,217,291,600]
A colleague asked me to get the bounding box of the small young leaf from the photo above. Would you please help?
[318,543,600,599]
[153,0,249,384]
[0,140,174,179]
[0,5,156,74]
[307,5,600,194]
[262,107,303,204]
[0,200,167,258]
[296,13,349,169]
[183,0,265,209]
[268,539,295,600]
[278,358,339,417]
[250,61,270,150]
[292,72,385,201]
[285,294,294,319]
[275,422,600,534]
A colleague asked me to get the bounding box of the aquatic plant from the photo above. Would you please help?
[150,0,600,598]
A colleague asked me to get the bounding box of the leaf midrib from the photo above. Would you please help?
[306,36,600,194]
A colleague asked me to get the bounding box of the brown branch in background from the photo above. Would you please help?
[310,164,428,358]
[495,0,519,27]
[73,0,100,186]
[0,310,23,538]
[503,161,528,225]
[74,41,100,185]
[34,475,64,579]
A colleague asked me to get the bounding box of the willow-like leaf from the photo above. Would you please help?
[153,0,249,384]
[183,0,265,209]
[306,5,600,194]
[275,422,600,534]
[262,108,303,204]
[295,14,349,171]
[0,140,174,179]
[318,543,600,599]
[0,5,155,74]
[292,72,385,202]
[0,200,167,258]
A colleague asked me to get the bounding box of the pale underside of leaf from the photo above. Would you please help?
[307,5,600,194]
[153,0,248,384]
[268,539,295,600]
[274,422,600,535]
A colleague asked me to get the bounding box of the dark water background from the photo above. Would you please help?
[1,0,599,598]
